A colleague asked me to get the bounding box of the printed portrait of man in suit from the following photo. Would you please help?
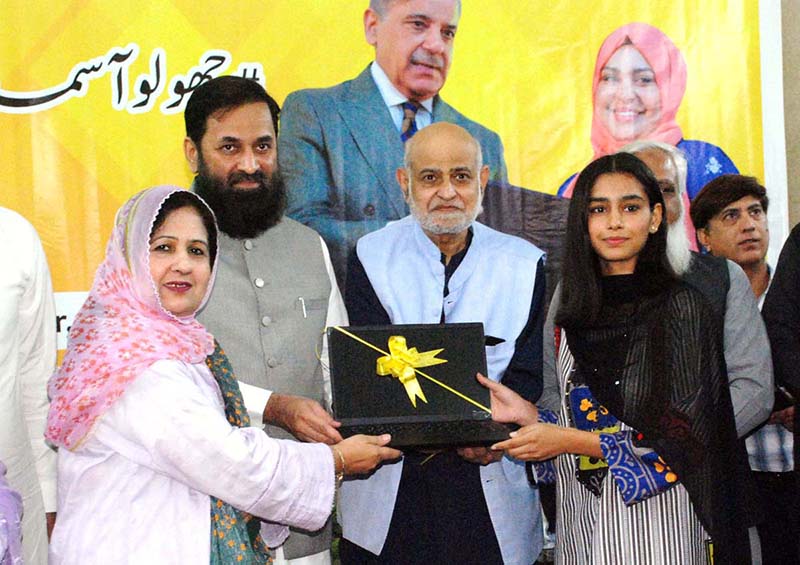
[279,0,507,288]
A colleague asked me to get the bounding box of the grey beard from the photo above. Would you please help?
[666,213,694,276]
[406,182,484,235]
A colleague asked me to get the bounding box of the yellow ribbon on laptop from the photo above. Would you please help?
[330,326,491,413]
[375,335,447,407]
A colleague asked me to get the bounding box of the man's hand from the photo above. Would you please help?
[768,405,795,431]
[456,446,503,465]
[262,393,343,444]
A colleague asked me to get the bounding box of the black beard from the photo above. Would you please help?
[194,163,287,240]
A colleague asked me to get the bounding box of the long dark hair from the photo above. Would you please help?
[556,153,675,328]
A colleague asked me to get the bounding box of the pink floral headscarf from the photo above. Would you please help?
[46,186,217,450]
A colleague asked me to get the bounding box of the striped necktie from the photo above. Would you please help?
[400,101,420,142]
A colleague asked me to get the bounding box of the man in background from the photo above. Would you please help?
[623,142,773,438]
[692,174,795,564]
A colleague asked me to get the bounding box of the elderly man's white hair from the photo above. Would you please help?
[621,140,688,195]
[619,140,693,275]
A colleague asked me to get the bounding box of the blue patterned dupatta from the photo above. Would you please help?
[206,341,272,565]
[566,382,678,503]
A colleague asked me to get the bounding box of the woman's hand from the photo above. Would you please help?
[476,373,538,426]
[333,434,402,476]
[491,424,602,462]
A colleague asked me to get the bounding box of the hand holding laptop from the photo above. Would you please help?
[333,434,403,475]
[263,393,343,444]
[476,373,538,427]
[480,374,605,462]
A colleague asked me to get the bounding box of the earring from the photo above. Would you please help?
[649,225,657,233]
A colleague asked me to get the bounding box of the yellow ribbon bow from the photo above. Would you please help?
[376,335,448,407]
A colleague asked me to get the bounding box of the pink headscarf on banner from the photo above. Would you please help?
[46,186,217,450]
[590,22,687,158]
[563,23,688,199]
[563,23,697,250]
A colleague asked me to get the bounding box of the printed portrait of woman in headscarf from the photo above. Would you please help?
[557,22,740,235]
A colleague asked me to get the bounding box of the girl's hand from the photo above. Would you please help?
[491,424,602,462]
[476,373,538,426]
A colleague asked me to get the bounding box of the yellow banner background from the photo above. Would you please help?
[0,1,763,294]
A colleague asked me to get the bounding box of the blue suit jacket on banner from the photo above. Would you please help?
[279,66,508,287]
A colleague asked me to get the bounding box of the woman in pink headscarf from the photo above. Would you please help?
[557,23,739,246]
[45,186,399,564]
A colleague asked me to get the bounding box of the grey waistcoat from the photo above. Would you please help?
[198,217,332,559]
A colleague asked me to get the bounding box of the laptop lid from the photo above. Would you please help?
[328,323,491,425]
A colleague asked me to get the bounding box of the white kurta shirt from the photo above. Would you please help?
[50,359,335,564]
[0,207,57,565]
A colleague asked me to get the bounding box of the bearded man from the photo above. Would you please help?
[183,75,347,565]
[339,122,545,564]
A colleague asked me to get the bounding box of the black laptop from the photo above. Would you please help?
[328,323,516,448]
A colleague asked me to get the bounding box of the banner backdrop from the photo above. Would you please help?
[0,1,768,348]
